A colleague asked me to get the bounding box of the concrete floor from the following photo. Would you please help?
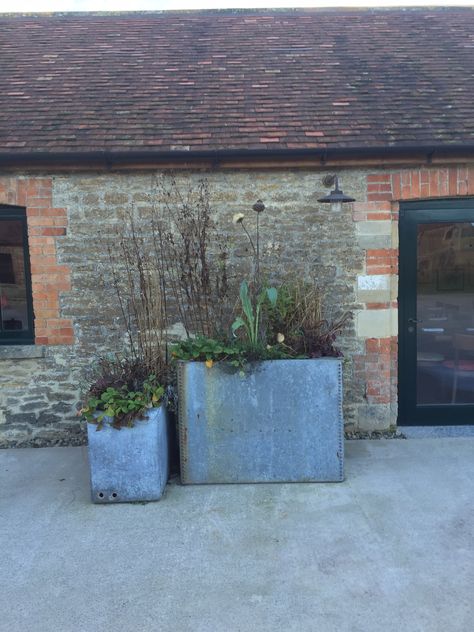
[0,439,473,632]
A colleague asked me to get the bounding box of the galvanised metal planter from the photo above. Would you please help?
[178,358,344,484]
[87,406,169,503]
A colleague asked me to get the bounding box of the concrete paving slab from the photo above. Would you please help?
[1,438,473,632]
[402,425,474,438]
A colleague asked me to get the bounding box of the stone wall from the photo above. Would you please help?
[0,345,84,446]
[1,165,473,445]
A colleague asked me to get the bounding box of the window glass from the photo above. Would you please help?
[416,222,474,404]
[0,210,33,342]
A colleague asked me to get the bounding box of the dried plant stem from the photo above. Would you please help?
[256,212,260,288]
[156,173,230,337]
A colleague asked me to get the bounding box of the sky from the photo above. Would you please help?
[0,0,473,14]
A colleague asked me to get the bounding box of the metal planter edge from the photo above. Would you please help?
[178,358,344,484]
[87,405,169,503]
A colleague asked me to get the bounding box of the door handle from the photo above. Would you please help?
[407,317,422,333]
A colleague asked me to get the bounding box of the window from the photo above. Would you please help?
[0,206,34,344]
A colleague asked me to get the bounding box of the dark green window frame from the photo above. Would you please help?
[0,205,35,345]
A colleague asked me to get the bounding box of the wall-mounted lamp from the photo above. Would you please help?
[318,175,355,212]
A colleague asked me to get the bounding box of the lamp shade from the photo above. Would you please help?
[318,176,355,204]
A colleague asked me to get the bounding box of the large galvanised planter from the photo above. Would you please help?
[87,406,169,503]
[177,358,344,484]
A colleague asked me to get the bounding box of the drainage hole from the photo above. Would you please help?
[112,492,118,499]
[98,492,104,499]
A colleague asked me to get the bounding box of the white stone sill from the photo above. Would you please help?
[0,345,46,360]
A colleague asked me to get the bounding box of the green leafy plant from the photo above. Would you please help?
[171,335,294,370]
[81,359,166,430]
[231,280,277,347]
[171,336,247,368]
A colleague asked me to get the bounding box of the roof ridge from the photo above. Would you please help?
[1,6,474,19]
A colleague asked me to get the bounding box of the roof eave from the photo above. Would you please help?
[1,144,474,169]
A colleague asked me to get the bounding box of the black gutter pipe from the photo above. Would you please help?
[0,144,474,168]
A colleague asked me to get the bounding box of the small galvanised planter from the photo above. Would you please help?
[87,406,169,503]
[177,358,344,484]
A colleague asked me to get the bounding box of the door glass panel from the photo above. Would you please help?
[0,219,29,333]
[417,222,474,405]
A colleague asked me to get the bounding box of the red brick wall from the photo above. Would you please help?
[0,176,73,345]
[354,165,474,418]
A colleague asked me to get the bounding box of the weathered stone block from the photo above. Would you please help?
[356,309,398,338]
[356,403,396,430]
[357,234,392,249]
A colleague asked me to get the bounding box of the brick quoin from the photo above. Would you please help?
[356,165,474,409]
[366,248,399,275]
[354,337,394,405]
[0,177,73,345]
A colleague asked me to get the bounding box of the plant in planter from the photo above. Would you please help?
[82,357,169,503]
[87,175,350,489]
[82,202,176,504]
[172,200,350,484]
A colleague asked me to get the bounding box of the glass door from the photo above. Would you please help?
[399,200,474,425]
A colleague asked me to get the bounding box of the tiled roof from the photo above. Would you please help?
[1,8,474,157]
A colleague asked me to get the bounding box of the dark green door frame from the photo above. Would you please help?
[399,198,474,425]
